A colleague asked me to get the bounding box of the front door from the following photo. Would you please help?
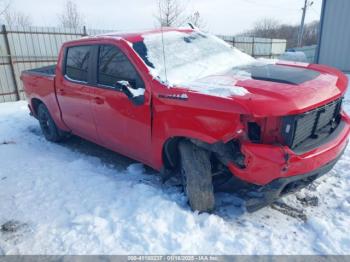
[91,44,152,163]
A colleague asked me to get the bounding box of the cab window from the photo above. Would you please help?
[65,45,91,82]
[98,45,144,89]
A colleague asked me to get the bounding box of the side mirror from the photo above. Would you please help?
[115,80,134,98]
[115,80,145,105]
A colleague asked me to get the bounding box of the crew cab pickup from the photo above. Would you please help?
[21,28,350,212]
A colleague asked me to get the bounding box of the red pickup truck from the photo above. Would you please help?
[21,28,350,212]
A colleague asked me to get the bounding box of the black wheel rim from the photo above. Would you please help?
[181,167,187,190]
[39,110,52,137]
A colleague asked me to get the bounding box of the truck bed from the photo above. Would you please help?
[21,64,58,119]
[23,65,56,77]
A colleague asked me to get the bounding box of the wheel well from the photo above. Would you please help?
[162,137,183,170]
[31,98,43,116]
[162,137,246,171]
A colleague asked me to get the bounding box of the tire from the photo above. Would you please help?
[178,140,215,213]
[37,103,65,142]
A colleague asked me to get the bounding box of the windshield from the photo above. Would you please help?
[133,31,255,85]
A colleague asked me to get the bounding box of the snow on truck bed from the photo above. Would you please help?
[0,77,349,255]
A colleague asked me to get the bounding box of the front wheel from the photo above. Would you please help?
[37,103,66,142]
[178,140,215,213]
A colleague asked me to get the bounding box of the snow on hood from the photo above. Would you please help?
[181,75,251,98]
[178,59,278,98]
[133,31,314,99]
[179,58,322,98]
[136,31,255,89]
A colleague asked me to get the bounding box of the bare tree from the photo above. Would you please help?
[245,18,282,38]
[0,0,10,16]
[303,20,319,46]
[188,11,206,30]
[2,9,32,27]
[0,1,32,27]
[58,0,84,30]
[241,18,319,48]
[155,0,187,27]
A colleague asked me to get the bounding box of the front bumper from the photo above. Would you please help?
[228,114,350,186]
[244,147,346,212]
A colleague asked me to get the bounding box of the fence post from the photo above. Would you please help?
[82,25,87,36]
[252,37,255,57]
[2,24,20,101]
[270,39,273,59]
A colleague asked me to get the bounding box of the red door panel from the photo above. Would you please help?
[55,44,99,143]
[90,44,152,164]
[92,87,152,164]
[56,79,98,143]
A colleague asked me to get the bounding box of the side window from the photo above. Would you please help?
[65,46,91,82]
[98,45,144,89]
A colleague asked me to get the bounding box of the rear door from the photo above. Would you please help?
[56,45,99,142]
[91,44,152,163]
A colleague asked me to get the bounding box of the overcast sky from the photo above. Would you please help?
[9,0,322,35]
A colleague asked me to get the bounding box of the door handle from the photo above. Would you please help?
[94,97,104,105]
[58,88,65,95]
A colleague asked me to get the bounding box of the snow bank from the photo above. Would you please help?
[0,76,349,254]
[141,31,255,86]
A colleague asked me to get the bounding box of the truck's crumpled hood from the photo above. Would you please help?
[182,61,345,116]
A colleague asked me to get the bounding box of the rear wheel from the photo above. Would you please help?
[37,103,66,142]
[178,140,215,213]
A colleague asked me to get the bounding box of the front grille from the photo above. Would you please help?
[281,98,342,149]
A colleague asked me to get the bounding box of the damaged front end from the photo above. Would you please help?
[193,98,349,212]
[161,96,349,212]
[243,147,345,212]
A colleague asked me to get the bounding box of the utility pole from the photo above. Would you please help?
[297,0,314,47]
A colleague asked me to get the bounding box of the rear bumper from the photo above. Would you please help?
[244,147,346,212]
[228,113,350,186]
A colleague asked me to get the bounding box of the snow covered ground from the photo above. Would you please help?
[0,76,350,255]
